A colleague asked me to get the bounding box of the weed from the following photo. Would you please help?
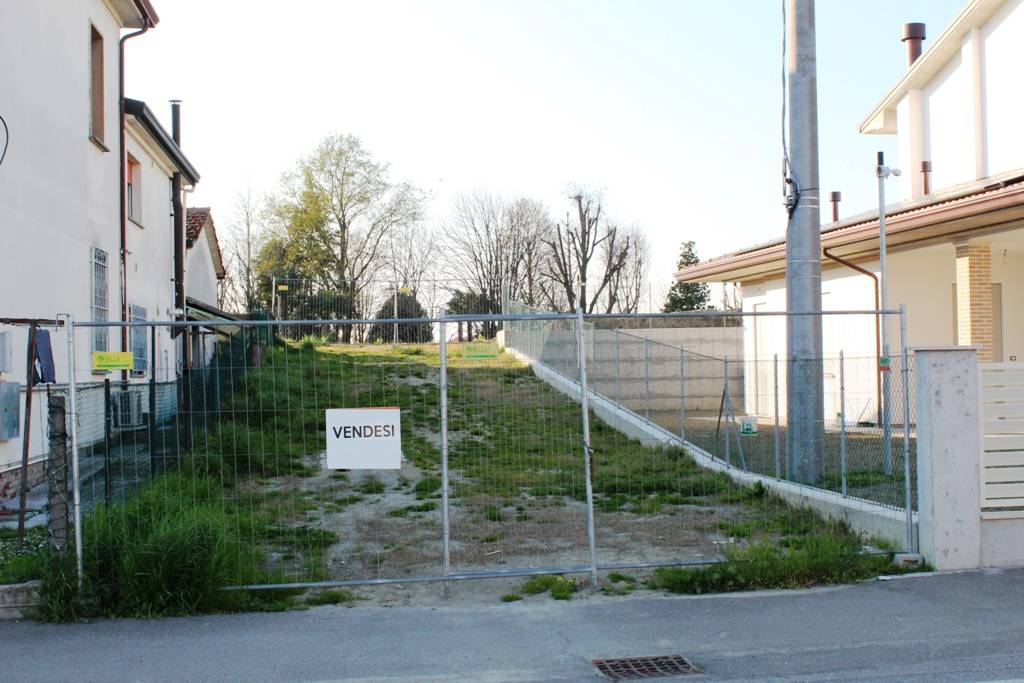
[521,574,577,600]
[388,502,437,518]
[482,505,503,522]
[414,477,441,499]
[650,537,909,595]
[501,593,522,602]
[480,533,502,543]
[607,572,636,584]
[359,477,387,495]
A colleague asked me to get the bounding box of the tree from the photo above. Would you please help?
[367,291,432,343]
[605,227,648,313]
[266,134,424,340]
[663,241,710,312]
[221,187,263,314]
[541,191,635,313]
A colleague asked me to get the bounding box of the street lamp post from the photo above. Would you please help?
[876,151,900,475]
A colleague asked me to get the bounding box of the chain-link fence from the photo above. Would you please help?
[34,307,917,593]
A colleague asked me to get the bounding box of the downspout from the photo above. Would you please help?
[822,247,882,425]
[118,8,152,382]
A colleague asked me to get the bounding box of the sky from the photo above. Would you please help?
[125,0,964,310]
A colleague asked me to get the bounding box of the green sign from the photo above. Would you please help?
[739,417,758,436]
[92,351,134,371]
[463,342,499,360]
[879,356,892,372]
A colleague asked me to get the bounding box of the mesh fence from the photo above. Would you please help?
[42,308,918,593]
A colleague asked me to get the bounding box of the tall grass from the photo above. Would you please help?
[38,473,284,621]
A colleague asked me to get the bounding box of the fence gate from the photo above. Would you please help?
[59,306,917,595]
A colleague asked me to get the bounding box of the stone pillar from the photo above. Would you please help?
[915,347,982,571]
[955,240,994,361]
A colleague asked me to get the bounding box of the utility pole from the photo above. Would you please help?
[785,0,824,484]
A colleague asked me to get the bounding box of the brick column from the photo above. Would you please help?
[955,240,994,362]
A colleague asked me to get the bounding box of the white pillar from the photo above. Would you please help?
[915,346,982,570]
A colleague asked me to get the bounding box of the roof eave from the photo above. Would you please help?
[857,0,1005,135]
[124,98,199,185]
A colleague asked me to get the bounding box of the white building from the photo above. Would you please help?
[0,1,217,501]
[677,0,1024,421]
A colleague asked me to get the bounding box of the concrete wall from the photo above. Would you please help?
[504,323,743,416]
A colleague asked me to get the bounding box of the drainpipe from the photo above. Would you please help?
[823,247,882,426]
[170,100,189,369]
[118,7,153,382]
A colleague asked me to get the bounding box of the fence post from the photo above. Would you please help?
[103,378,112,505]
[678,349,685,444]
[900,305,914,551]
[773,354,781,479]
[149,324,157,478]
[438,310,451,597]
[644,338,651,422]
[723,356,730,466]
[614,330,621,405]
[575,307,599,589]
[47,392,69,554]
[840,350,848,497]
[62,315,84,585]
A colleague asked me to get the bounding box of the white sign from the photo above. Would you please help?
[325,408,402,469]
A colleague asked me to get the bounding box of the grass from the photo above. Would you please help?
[388,502,437,518]
[649,536,911,595]
[0,526,48,584]
[500,593,522,602]
[521,574,577,600]
[34,472,335,621]
[358,477,387,495]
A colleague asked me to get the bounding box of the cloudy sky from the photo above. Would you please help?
[126,0,963,309]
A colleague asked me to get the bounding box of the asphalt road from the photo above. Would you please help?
[4,569,1024,682]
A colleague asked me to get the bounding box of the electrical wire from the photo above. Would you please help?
[781,0,800,219]
[0,114,8,170]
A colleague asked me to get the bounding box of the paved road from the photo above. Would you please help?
[4,569,1024,682]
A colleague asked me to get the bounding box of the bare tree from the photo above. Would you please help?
[441,191,505,319]
[542,191,632,313]
[605,227,648,313]
[220,187,263,313]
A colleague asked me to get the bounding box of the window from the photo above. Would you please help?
[129,305,148,376]
[89,26,104,144]
[127,155,141,222]
[91,247,109,354]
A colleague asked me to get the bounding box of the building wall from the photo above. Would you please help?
[186,229,220,307]
[0,2,125,475]
[0,3,179,478]
[895,0,1024,201]
[739,245,958,422]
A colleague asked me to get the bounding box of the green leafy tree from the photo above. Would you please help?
[663,241,710,312]
[367,291,433,343]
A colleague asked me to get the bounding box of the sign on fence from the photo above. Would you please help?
[91,351,134,371]
[325,408,402,469]
[739,417,758,436]
[463,341,499,360]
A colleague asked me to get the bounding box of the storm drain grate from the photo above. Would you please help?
[593,655,700,679]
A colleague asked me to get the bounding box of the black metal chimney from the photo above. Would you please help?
[170,99,181,145]
[902,23,926,67]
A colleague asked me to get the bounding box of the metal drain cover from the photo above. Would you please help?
[593,655,700,679]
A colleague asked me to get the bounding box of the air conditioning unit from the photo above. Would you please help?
[113,391,145,430]
[0,331,11,374]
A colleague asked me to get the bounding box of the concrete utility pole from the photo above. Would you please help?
[785,0,824,484]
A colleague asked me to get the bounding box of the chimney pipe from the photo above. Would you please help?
[902,23,926,67]
[830,191,842,222]
[921,160,932,195]
[170,99,181,145]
